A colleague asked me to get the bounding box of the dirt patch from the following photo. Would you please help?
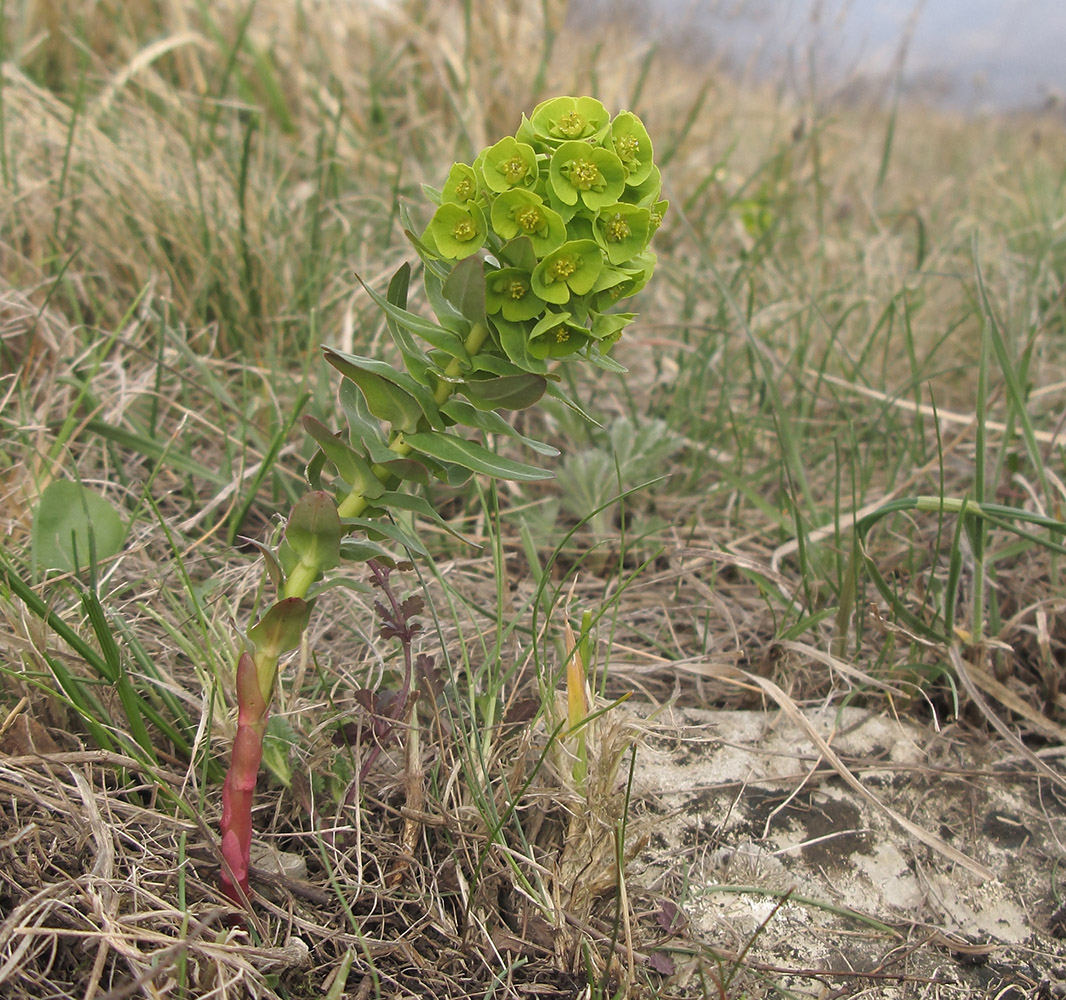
[630,705,1066,997]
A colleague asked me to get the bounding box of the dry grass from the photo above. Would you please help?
[2,0,1066,996]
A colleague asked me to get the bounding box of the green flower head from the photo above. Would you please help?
[531,239,603,305]
[486,267,542,323]
[549,141,625,212]
[441,162,479,204]
[593,202,651,265]
[529,311,590,359]
[529,96,609,145]
[424,201,487,260]
[609,112,654,186]
[480,136,539,193]
[490,189,566,256]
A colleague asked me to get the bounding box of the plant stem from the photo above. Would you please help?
[219,651,268,904]
[336,321,489,519]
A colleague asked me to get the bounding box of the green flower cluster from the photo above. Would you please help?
[421,96,666,362]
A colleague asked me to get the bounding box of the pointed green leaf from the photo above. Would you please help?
[303,416,386,499]
[341,516,429,557]
[350,369,424,432]
[442,254,487,323]
[404,431,553,482]
[422,266,472,338]
[238,535,285,591]
[545,380,602,425]
[367,490,476,545]
[460,373,548,411]
[471,352,544,377]
[324,348,441,432]
[442,398,559,456]
[324,348,442,424]
[337,382,433,482]
[384,263,439,387]
[354,272,470,361]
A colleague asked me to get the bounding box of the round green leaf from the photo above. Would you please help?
[549,142,625,211]
[593,203,652,265]
[490,190,566,256]
[531,240,603,304]
[424,202,487,260]
[609,111,654,186]
[441,162,479,204]
[528,312,590,359]
[529,96,610,145]
[32,480,124,573]
[480,136,539,193]
[486,267,542,323]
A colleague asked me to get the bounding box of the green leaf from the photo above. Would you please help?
[354,272,470,361]
[584,349,628,373]
[303,417,386,499]
[341,516,429,557]
[593,203,652,265]
[422,267,472,337]
[32,480,125,573]
[337,379,405,468]
[529,96,610,145]
[548,142,625,211]
[485,267,541,323]
[279,491,343,579]
[368,490,476,545]
[529,311,591,358]
[498,236,538,271]
[324,348,442,432]
[384,264,440,387]
[349,370,425,432]
[442,398,559,456]
[442,254,487,323]
[248,597,313,658]
[424,201,488,260]
[471,351,546,377]
[404,431,553,482]
[440,162,479,204]
[339,535,396,566]
[460,373,548,411]
[545,380,601,426]
[480,136,538,193]
[238,536,285,591]
[490,191,567,257]
[610,111,655,186]
[531,240,603,304]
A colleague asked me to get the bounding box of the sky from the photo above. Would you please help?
[645,0,1066,111]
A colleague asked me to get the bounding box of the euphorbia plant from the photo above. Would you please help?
[218,95,666,907]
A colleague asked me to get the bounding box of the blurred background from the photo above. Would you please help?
[572,0,1066,112]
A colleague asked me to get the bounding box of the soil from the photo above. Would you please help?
[629,705,1066,997]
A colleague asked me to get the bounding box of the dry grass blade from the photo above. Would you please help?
[949,645,1066,794]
